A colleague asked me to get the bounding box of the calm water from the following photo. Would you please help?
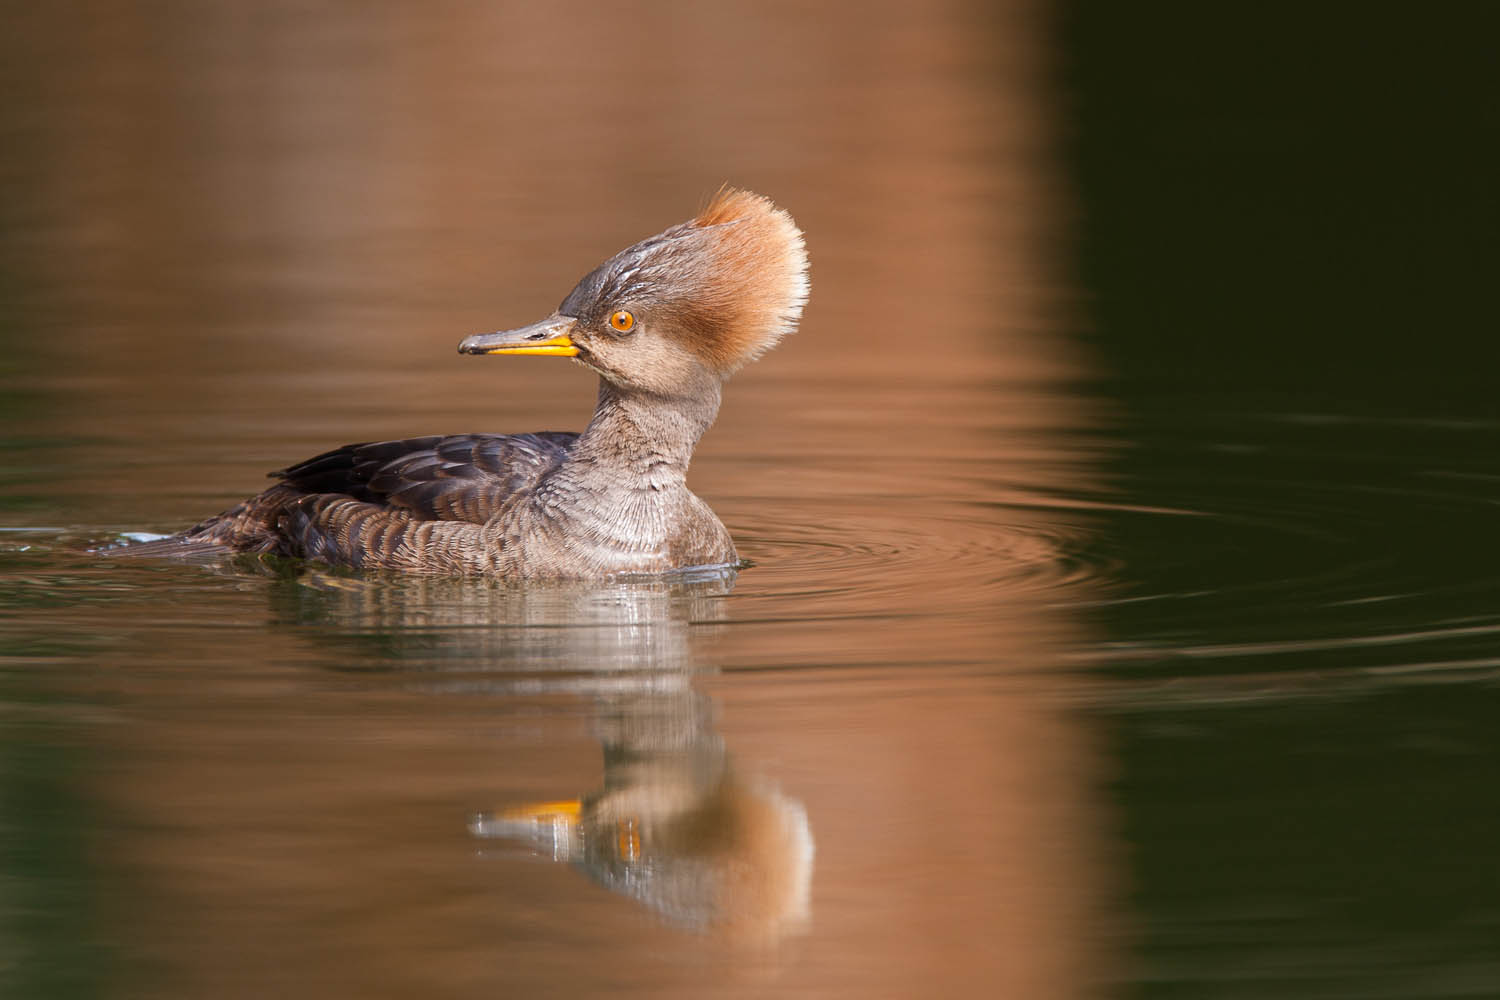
[4,3,1498,998]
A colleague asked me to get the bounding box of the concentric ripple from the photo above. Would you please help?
[730,499,1113,609]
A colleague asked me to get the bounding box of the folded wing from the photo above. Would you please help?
[273,432,578,523]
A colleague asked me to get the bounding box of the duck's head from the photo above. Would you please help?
[460,189,808,396]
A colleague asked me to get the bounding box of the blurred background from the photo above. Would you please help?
[2,1,1498,997]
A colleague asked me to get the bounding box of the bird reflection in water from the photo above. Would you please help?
[472,686,814,941]
[261,562,815,941]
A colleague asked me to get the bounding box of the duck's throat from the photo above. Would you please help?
[564,376,723,489]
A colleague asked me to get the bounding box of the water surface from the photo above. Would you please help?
[4,2,1499,998]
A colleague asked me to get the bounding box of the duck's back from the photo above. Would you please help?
[168,431,578,562]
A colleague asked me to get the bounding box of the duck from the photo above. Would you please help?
[128,188,808,578]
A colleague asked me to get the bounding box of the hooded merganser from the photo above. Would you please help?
[142,188,808,578]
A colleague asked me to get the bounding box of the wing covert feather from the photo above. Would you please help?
[272,432,576,524]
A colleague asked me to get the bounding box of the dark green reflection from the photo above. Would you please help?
[1059,3,1500,411]
[1111,688,1500,997]
[1060,2,1500,994]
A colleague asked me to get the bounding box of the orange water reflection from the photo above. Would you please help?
[7,0,1113,995]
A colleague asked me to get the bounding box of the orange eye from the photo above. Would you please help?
[609,310,635,333]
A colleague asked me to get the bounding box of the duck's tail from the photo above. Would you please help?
[99,485,303,560]
[95,533,235,561]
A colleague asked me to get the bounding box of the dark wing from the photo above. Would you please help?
[272,432,577,523]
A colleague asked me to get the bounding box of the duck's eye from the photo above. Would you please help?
[609,310,636,333]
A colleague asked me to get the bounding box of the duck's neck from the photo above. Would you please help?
[563,375,722,490]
